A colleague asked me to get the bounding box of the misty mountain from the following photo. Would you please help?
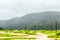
[0,11,60,30]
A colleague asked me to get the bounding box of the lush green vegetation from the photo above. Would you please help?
[0,30,60,36]
[0,38,35,40]
[0,30,60,40]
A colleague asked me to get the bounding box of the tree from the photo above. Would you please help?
[30,24,43,30]
[0,27,4,30]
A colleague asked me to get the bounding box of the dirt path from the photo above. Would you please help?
[0,31,27,35]
[36,32,53,40]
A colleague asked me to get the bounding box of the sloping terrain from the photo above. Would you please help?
[0,11,60,29]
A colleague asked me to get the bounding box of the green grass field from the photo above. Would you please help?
[0,38,35,40]
[0,30,60,40]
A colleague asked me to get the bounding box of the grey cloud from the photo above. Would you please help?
[0,0,60,20]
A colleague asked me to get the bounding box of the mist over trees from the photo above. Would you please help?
[0,11,60,30]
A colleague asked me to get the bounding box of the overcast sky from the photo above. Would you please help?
[0,0,60,20]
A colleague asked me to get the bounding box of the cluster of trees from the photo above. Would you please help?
[0,21,60,30]
[20,21,60,30]
[20,24,52,30]
[0,27,4,30]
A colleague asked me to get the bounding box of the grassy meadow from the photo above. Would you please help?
[0,30,60,40]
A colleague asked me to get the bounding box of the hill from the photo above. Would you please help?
[0,11,60,30]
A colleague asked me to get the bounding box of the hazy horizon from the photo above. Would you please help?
[0,0,60,20]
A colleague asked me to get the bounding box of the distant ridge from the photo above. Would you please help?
[0,11,60,30]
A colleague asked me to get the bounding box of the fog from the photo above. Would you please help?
[0,0,60,20]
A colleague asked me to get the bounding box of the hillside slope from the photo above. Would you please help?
[0,11,60,29]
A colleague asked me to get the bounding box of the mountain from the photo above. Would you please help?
[0,11,60,30]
